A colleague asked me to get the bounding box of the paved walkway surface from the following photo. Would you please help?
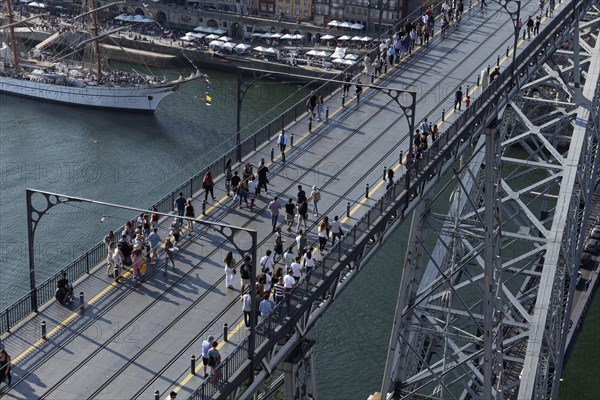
[0,2,571,399]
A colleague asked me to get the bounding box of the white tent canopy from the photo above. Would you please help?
[330,47,346,59]
[320,34,336,40]
[270,33,282,38]
[221,42,236,50]
[205,34,220,40]
[254,46,279,53]
[338,35,352,41]
[350,23,365,30]
[327,20,341,27]
[114,13,155,23]
[344,54,359,60]
[280,33,293,40]
[28,2,47,8]
[338,21,352,28]
[291,34,304,40]
[361,36,374,42]
[351,36,362,41]
[234,43,252,52]
[218,36,233,42]
[208,40,224,48]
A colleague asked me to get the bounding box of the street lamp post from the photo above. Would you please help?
[25,188,258,367]
[236,67,272,162]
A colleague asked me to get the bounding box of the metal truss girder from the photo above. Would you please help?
[382,2,600,399]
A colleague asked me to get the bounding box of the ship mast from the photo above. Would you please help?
[5,0,20,71]
[90,0,102,79]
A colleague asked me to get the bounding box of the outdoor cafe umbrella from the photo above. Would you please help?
[291,34,304,40]
[331,58,345,64]
[205,34,220,40]
[218,36,233,42]
[280,33,293,40]
[327,20,341,27]
[350,23,365,30]
[208,40,224,48]
[305,49,319,56]
[234,43,252,52]
[342,59,356,65]
[320,34,336,40]
[338,21,352,29]
[221,42,236,50]
[351,36,362,41]
[270,33,283,38]
[361,36,374,42]
[344,54,359,60]
[338,35,352,41]
[28,2,47,8]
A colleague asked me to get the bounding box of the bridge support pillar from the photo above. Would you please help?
[283,339,318,400]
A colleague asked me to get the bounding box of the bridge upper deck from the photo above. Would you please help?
[0,2,563,399]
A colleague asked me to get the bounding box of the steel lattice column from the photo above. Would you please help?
[381,4,600,399]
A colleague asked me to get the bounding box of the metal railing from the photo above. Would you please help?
[187,0,592,397]
[0,0,461,334]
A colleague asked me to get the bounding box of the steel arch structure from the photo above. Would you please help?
[381,2,600,399]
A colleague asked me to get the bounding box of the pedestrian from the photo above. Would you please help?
[283,247,295,270]
[174,191,186,224]
[454,87,463,111]
[273,276,285,306]
[260,249,274,275]
[169,391,177,400]
[169,222,181,247]
[534,15,541,36]
[318,219,329,252]
[224,251,236,290]
[421,118,430,133]
[526,15,534,39]
[283,268,295,309]
[296,199,308,231]
[242,162,253,182]
[311,185,321,216]
[241,292,252,328]
[268,196,282,232]
[201,335,215,378]
[277,130,288,161]
[386,167,395,190]
[148,227,161,264]
[240,255,251,295]
[185,199,195,235]
[285,198,296,232]
[316,94,324,121]
[151,206,160,229]
[549,0,555,16]
[238,178,249,207]
[131,245,143,279]
[465,95,471,108]
[165,237,175,270]
[274,227,284,260]
[0,349,12,387]
[224,158,232,196]
[296,185,307,205]
[247,175,257,209]
[296,229,307,255]
[303,247,315,275]
[103,230,115,248]
[230,170,241,201]
[113,242,124,282]
[291,256,303,281]
[106,242,115,277]
[306,90,317,119]
[343,73,351,96]
[257,158,269,195]
[207,340,221,383]
[259,294,273,317]
[387,46,395,66]
[330,215,344,246]
[355,80,363,104]
[203,170,216,202]
[431,124,439,141]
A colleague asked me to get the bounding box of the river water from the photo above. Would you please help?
[0,65,595,399]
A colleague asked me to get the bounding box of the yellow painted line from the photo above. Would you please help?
[166,319,247,399]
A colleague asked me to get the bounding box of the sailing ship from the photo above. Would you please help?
[0,0,201,112]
